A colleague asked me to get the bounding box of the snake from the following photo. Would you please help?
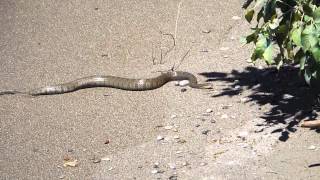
[0,71,210,96]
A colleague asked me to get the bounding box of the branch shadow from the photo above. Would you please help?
[200,65,320,141]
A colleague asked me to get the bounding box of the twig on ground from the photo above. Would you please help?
[160,48,163,64]
[155,31,176,65]
[175,0,184,41]
[173,46,192,71]
[301,119,320,128]
[160,31,176,64]
[150,0,183,67]
[213,149,229,157]
[151,43,156,65]
[161,32,176,47]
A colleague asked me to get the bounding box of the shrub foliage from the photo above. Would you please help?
[242,0,320,84]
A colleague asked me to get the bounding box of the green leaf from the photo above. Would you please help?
[301,34,318,50]
[312,46,320,63]
[255,35,268,56]
[269,18,279,29]
[302,24,315,35]
[313,7,320,23]
[295,49,306,70]
[301,25,318,50]
[304,15,313,22]
[245,9,255,23]
[242,0,254,9]
[256,35,268,48]
[303,3,314,17]
[278,25,287,33]
[304,69,312,85]
[257,6,264,22]
[291,26,302,47]
[277,59,283,70]
[263,43,274,64]
[300,57,306,70]
[245,32,257,44]
[293,11,302,22]
[286,41,294,59]
[263,0,276,21]
[312,71,318,79]
[251,35,268,61]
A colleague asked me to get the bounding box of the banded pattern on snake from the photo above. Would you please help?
[0,71,210,96]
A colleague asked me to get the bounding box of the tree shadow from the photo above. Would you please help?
[200,65,320,141]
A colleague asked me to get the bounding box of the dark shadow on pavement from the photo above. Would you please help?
[200,65,320,142]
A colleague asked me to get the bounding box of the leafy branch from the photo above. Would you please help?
[242,0,320,85]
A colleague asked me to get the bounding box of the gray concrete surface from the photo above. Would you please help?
[0,0,319,179]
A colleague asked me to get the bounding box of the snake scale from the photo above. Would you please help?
[0,71,210,96]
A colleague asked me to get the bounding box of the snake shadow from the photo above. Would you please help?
[200,65,320,142]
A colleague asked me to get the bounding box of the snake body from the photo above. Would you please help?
[0,71,209,96]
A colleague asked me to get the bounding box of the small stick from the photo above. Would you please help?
[175,0,184,41]
[151,43,156,65]
[161,32,176,47]
[301,119,320,128]
[173,46,191,71]
[159,31,176,64]
[160,48,163,64]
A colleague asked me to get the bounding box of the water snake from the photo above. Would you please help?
[0,71,210,96]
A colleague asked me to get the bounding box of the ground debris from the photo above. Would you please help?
[301,119,320,128]
[178,80,189,87]
[307,145,317,150]
[221,114,229,119]
[177,139,187,144]
[101,157,111,161]
[219,47,230,51]
[93,158,101,163]
[231,16,241,20]
[169,175,178,180]
[63,157,79,167]
[202,29,211,33]
[237,131,249,140]
[168,162,176,169]
[157,135,164,141]
[213,149,229,158]
[202,130,211,135]
[200,162,208,166]
[164,125,174,130]
[104,139,110,144]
